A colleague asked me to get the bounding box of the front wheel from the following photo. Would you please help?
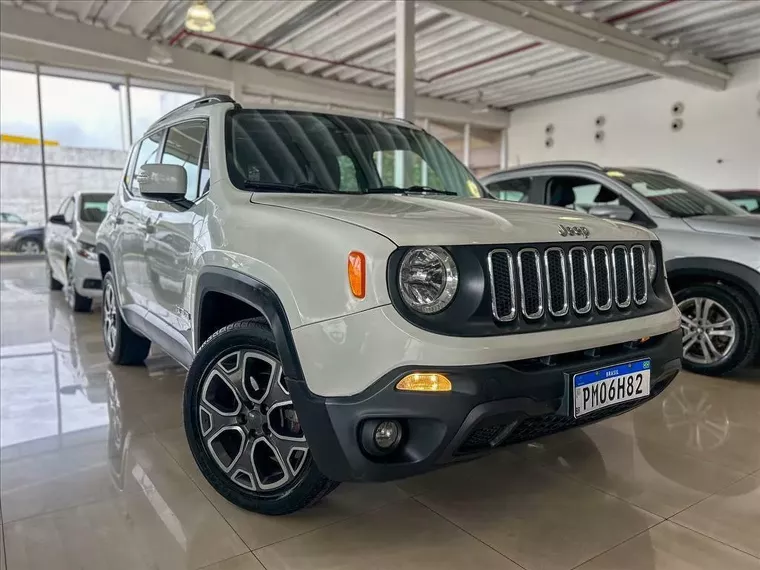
[184,319,338,515]
[675,284,759,376]
[66,260,93,313]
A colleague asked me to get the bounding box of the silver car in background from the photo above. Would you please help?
[45,191,113,312]
[482,163,760,376]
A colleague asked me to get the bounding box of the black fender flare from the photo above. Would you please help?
[665,257,760,314]
[194,267,306,383]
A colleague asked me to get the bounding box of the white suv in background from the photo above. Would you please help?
[46,191,112,312]
[96,95,682,515]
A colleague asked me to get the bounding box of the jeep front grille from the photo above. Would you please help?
[489,243,650,323]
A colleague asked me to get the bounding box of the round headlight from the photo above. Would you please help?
[398,247,458,314]
[648,245,657,283]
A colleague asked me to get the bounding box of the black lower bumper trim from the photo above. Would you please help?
[289,329,682,482]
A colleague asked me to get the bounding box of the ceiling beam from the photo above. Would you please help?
[425,0,731,90]
[0,4,508,127]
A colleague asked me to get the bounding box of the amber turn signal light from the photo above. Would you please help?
[348,251,366,299]
[396,373,452,392]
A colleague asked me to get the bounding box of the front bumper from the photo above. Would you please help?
[72,254,103,298]
[289,328,682,482]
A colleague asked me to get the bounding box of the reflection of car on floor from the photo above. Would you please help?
[97,95,682,515]
[4,225,45,254]
[483,163,760,377]
[48,295,109,403]
[712,189,760,214]
[45,191,113,312]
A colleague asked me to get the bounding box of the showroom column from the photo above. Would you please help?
[499,128,508,170]
[463,123,471,167]
[421,118,430,186]
[395,0,414,186]
[34,64,49,221]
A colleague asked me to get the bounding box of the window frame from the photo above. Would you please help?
[125,118,209,205]
[61,197,76,224]
[159,118,209,203]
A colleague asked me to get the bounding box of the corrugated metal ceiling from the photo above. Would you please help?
[11,0,760,108]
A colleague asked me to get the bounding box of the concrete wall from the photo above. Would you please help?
[0,143,125,224]
[507,59,760,189]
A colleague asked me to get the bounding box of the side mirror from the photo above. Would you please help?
[136,164,187,201]
[588,204,634,221]
[49,214,68,225]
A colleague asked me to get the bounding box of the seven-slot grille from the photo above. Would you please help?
[489,244,649,322]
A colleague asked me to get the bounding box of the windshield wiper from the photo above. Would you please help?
[365,185,458,196]
[242,181,340,194]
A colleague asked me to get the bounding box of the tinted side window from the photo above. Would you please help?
[131,130,164,195]
[545,176,619,211]
[161,120,207,201]
[486,177,531,202]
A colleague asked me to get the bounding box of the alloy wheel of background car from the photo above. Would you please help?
[66,260,92,312]
[674,284,757,376]
[184,319,338,515]
[678,297,736,365]
[18,239,41,254]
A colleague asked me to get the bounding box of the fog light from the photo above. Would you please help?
[361,419,403,457]
[374,420,400,450]
[396,373,451,392]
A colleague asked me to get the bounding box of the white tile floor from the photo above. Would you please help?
[1,260,759,570]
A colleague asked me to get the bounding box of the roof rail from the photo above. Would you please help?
[147,94,239,132]
[503,161,603,172]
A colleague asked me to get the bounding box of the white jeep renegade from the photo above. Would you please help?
[96,95,682,515]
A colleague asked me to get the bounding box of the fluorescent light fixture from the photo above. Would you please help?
[147,45,173,66]
[185,0,216,33]
[663,49,690,67]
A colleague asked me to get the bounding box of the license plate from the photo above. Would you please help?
[573,359,651,418]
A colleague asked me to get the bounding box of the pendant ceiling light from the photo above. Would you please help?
[185,0,216,33]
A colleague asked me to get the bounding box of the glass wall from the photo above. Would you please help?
[0,62,200,231]
[0,67,45,226]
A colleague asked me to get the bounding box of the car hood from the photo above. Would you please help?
[682,215,760,238]
[249,194,653,245]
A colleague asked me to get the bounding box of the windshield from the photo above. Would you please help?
[608,169,747,218]
[225,110,485,197]
[79,193,112,224]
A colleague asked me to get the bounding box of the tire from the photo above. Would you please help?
[674,283,759,376]
[65,259,93,313]
[17,238,42,254]
[102,271,151,365]
[184,319,338,515]
[47,261,63,291]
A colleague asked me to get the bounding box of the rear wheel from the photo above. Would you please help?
[66,260,93,313]
[675,284,758,376]
[17,238,42,254]
[184,319,338,515]
[47,261,63,291]
[102,272,151,365]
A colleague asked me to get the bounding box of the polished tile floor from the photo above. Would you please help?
[1,260,759,570]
